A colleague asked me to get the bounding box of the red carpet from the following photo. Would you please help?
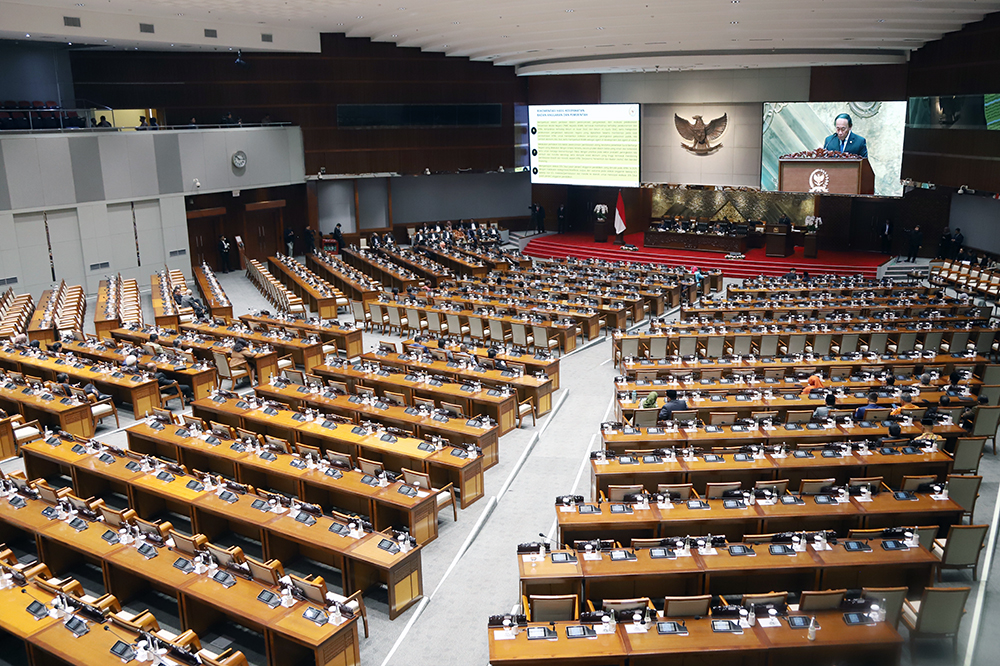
[523,232,890,279]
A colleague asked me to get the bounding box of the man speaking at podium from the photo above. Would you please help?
[822,113,868,158]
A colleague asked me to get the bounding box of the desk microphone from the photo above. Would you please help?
[103,623,138,647]
[20,586,51,609]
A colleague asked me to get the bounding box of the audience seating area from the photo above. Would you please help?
[0,287,33,337]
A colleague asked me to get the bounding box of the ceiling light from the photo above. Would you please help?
[67,42,72,45]
[357,16,364,19]
[391,34,398,37]
[25,34,29,38]
[75,2,85,5]
[452,21,459,24]
[731,21,738,24]
[177,13,184,16]
[442,45,448,47]
[566,8,574,12]
[596,27,605,30]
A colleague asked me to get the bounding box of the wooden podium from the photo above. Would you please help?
[765,223,793,257]
[778,157,875,195]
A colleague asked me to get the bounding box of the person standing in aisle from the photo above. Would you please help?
[284,227,295,256]
[218,235,231,273]
[906,225,923,263]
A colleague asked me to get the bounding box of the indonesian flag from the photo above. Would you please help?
[614,190,627,235]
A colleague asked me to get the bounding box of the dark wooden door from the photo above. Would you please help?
[186,208,225,269]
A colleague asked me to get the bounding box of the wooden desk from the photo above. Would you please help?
[401,337,561,390]
[0,347,161,415]
[193,265,234,320]
[240,313,363,359]
[302,359,515,438]
[340,247,420,292]
[591,448,954,499]
[0,382,95,438]
[181,322,324,373]
[26,289,58,344]
[111,327,280,386]
[306,252,381,303]
[268,256,342,320]
[350,350,554,417]
[644,230,748,254]
[60,340,217,402]
[488,620,629,666]
[14,437,424,621]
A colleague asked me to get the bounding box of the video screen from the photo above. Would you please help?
[761,101,907,197]
[907,94,1000,130]
[528,104,640,188]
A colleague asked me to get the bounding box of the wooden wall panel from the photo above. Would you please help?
[71,33,528,177]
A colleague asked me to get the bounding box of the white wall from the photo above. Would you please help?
[317,180,357,234]
[642,103,762,188]
[949,194,1000,254]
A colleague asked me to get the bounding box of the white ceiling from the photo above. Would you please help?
[4,0,1000,74]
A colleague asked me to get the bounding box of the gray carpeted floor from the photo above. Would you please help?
[3,267,997,666]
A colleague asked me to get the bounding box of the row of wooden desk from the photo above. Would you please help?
[340,247,420,291]
[186,393,487,508]
[519,539,938,602]
[0,507,363,666]
[0,381,95,439]
[0,346,161,417]
[726,283,937,298]
[589,447,954,498]
[238,313,364,359]
[555,492,963,544]
[377,247,452,287]
[601,420,967,453]
[193,264,234,320]
[268,256,345,320]
[15,435,424,619]
[306,252,382,304]
[425,291,631,333]
[398,336,561,389]
[180,322,325,373]
[111,327,283,386]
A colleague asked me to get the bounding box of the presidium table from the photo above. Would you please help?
[643,230,748,254]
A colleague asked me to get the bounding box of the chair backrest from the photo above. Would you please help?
[383,391,406,407]
[732,335,753,356]
[350,301,367,322]
[663,595,711,617]
[867,333,888,354]
[705,481,741,499]
[951,437,987,474]
[657,483,694,499]
[529,594,578,622]
[402,468,431,490]
[468,316,485,338]
[862,407,890,422]
[763,368,785,380]
[741,591,788,607]
[848,477,883,492]
[670,410,696,422]
[940,524,989,567]
[212,351,233,378]
[633,408,659,427]
[786,334,806,354]
[798,589,845,611]
[511,323,529,346]
[839,333,859,354]
[946,475,982,517]
[900,475,936,491]
[972,405,1000,438]
[602,597,652,614]
[862,587,907,628]
[488,319,505,339]
[913,587,971,635]
[709,412,736,425]
[648,337,668,359]
[759,335,778,356]
[245,556,283,586]
[284,368,305,385]
[608,484,644,501]
[678,336,698,357]
[754,479,788,494]
[799,478,835,495]
[359,457,384,476]
[786,410,813,424]
[169,529,207,556]
[922,330,944,352]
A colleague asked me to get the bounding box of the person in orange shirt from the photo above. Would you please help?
[800,373,825,395]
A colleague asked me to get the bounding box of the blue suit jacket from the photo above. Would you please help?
[823,132,868,158]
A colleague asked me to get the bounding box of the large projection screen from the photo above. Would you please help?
[528,104,640,188]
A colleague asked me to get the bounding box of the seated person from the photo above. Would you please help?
[639,391,658,409]
[229,341,254,385]
[811,393,836,421]
[890,392,914,418]
[876,422,904,446]
[48,341,63,354]
[916,373,934,388]
[922,394,950,422]
[948,370,963,388]
[487,347,509,371]
[882,375,896,390]
[147,333,164,356]
[145,363,194,402]
[853,392,880,420]
[656,389,688,422]
[912,416,944,446]
[52,373,74,397]
[800,373,825,396]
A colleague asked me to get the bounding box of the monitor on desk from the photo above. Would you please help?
[290,574,328,605]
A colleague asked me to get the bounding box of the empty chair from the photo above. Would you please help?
[737,591,788,608]
[607,484,644,502]
[797,589,845,611]
[703,336,725,358]
[283,368,305,385]
[951,437,987,474]
[970,405,1000,454]
[350,301,371,330]
[799,478,835,495]
[648,337,668,360]
[386,306,408,334]
[705,481,741,499]
[754,479,788,495]
[920,330,944,354]
[526,594,578,622]
[783,334,807,355]
[811,333,833,356]
[848,476,884,493]
[632,408,659,427]
[901,586,971,652]
[893,332,918,354]
[663,595,711,618]
[863,587,908,629]
[900,475,936,491]
[517,396,536,428]
[446,313,470,338]
[401,468,457,522]
[838,333,860,354]
[866,332,888,355]
[489,318,512,344]
[405,308,428,334]
[758,335,779,357]
[677,336,698,357]
[426,311,448,335]
[657,483,695,500]
[532,325,560,355]
[468,316,490,342]
[785,410,813,424]
[931,524,989,580]
[598,597,655,615]
[511,322,534,348]
[730,335,753,356]
[946,474,982,522]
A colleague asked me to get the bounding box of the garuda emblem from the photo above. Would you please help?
[675,113,728,155]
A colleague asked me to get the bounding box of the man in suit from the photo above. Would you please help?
[656,389,689,422]
[822,113,868,158]
[218,235,231,273]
